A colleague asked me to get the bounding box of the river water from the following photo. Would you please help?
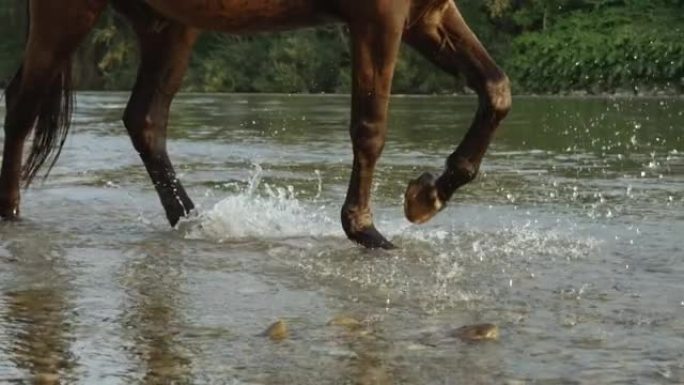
[0,93,682,384]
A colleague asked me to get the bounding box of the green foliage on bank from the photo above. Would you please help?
[189,29,351,93]
[1,0,682,94]
[507,1,684,93]
[0,0,25,81]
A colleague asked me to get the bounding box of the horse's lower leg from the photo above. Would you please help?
[403,1,512,224]
[0,70,28,218]
[341,16,405,249]
[114,2,199,226]
[0,0,106,219]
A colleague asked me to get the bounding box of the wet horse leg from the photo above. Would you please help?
[113,1,199,226]
[341,13,406,249]
[402,1,512,224]
[0,0,107,219]
[0,70,26,218]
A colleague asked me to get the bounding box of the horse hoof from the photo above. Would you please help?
[404,172,445,224]
[347,225,396,250]
[0,206,20,221]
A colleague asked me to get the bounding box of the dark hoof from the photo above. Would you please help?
[166,203,196,228]
[347,225,396,250]
[167,211,183,228]
[0,205,20,221]
[404,172,445,224]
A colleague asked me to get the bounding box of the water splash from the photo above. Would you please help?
[180,165,601,313]
[183,165,337,242]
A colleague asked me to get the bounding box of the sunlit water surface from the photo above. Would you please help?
[0,93,683,384]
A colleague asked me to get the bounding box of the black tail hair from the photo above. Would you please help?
[21,62,74,186]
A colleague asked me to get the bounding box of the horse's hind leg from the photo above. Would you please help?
[0,0,107,219]
[112,1,199,226]
[403,1,511,224]
[0,70,26,218]
[340,10,407,249]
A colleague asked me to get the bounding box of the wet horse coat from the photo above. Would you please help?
[0,0,511,249]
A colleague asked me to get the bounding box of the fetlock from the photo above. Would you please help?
[437,156,479,201]
[340,205,394,249]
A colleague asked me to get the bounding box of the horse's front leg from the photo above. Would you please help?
[341,14,405,249]
[113,1,199,226]
[403,1,512,224]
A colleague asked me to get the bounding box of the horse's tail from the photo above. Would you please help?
[20,2,75,186]
[21,62,74,185]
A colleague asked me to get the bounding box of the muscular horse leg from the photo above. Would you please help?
[341,15,405,249]
[403,0,512,224]
[0,0,106,219]
[113,1,199,226]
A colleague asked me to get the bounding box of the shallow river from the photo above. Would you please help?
[0,93,683,384]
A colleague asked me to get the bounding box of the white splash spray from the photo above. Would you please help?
[184,165,337,242]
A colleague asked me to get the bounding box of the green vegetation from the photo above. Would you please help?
[1,0,682,94]
[505,0,684,93]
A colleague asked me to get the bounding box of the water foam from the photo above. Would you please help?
[182,165,600,258]
[183,165,337,242]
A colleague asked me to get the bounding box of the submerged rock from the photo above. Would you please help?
[263,320,289,342]
[451,323,499,342]
[358,365,392,385]
[33,373,60,385]
[327,315,363,331]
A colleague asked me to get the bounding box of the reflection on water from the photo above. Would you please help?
[121,246,191,385]
[0,239,75,385]
[4,289,74,385]
[0,93,683,384]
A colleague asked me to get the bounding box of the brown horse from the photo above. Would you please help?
[0,0,510,249]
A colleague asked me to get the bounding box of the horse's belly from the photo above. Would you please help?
[145,0,333,31]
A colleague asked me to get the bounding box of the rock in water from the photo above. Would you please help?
[33,373,60,385]
[328,315,363,331]
[451,323,499,342]
[263,320,289,342]
[358,365,392,385]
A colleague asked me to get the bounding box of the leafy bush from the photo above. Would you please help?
[188,28,351,93]
[508,4,684,93]
[188,28,462,94]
